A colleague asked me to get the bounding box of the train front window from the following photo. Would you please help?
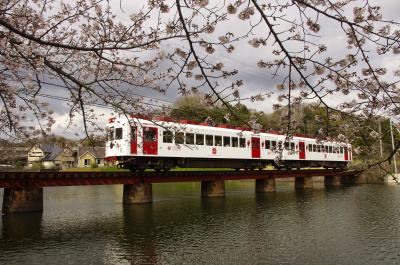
[196,134,204,145]
[108,127,114,141]
[115,128,123,140]
[186,133,194,145]
[215,136,222,146]
[163,131,173,143]
[144,130,156,142]
[131,127,136,142]
[175,132,184,144]
[206,135,213,146]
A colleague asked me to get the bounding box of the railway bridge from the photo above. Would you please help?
[0,169,362,214]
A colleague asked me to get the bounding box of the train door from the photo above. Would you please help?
[299,141,306,159]
[130,125,137,154]
[143,127,158,155]
[251,137,260,158]
[344,147,348,161]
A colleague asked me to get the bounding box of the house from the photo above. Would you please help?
[27,144,76,169]
[78,146,105,167]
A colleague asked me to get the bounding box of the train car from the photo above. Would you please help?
[105,116,352,171]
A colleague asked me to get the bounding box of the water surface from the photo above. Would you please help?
[1,182,400,265]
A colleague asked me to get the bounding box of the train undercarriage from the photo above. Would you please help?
[116,156,348,172]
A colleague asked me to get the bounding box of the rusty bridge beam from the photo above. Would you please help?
[0,169,362,188]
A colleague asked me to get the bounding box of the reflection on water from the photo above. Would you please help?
[2,212,42,240]
[1,183,400,264]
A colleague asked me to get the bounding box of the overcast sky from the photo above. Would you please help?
[41,0,400,138]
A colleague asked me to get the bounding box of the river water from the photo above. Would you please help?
[1,181,400,265]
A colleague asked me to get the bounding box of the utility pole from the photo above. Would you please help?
[390,119,398,175]
[379,120,383,158]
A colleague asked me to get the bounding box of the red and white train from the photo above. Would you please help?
[105,116,352,171]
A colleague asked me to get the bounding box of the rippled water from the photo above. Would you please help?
[1,181,400,265]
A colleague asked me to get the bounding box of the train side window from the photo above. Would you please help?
[291,142,295,151]
[163,131,173,143]
[308,144,312,152]
[196,134,204,145]
[329,146,333,153]
[321,146,325,153]
[340,147,343,154]
[131,127,137,142]
[284,142,290,150]
[215,136,222,146]
[239,138,246,148]
[223,136,230,147]
[175,132,184,144]
[108,127,114,141]
[265,140,270,149]
[206,135,213,146]
[186,133,194,145]
[232,137,239,147]
[115,128,123,140]
[271,141,277,149]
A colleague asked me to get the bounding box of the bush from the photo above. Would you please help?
[32,163,44,170]
[15,160,24,168]
[90,162,98,168]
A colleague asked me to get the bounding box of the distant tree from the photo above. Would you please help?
[170,94,210,122]
[227,104,252,127]
[80,134,106,147]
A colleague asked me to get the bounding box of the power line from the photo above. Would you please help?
[36,92,170,111]
[38,80,176,104]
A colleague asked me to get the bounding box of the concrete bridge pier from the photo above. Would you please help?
[2,187,43,214]
[123,183,153,204]
[256,178,276,193]
[201,179,225,197]
[295,176,313,189]
[324,175,342,187]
